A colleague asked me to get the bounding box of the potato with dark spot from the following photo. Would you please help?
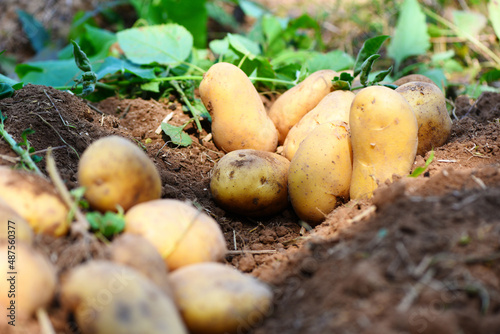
[60,260,187,334]
[288,122,352,225]
[0,166,69,236]
[78,135,161,212]
[393,74,438,87]
[210,149,290,217]
[396,81,452,155]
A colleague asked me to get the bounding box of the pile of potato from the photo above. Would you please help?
[202,62,452,225]
[0,135,274,333]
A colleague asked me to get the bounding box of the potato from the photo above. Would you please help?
[393,74,438,87]
[109,234,173,298]
[288,122,352,225]
[282,90,355,160]
[349,86,418,200]
[78,135,161,212]
[210,149,290,217]
[199,62,278,153]
[169,262,273,334]
[0,166,69,236]
[60,260,187,334]
[0,198,34,244]
[0,240,57,319]
[124,199,227,271]
[268,69,339,144]
[396,81,452,156]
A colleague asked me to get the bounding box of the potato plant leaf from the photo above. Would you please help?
[388,0,430,71]
[161,123,192,147]
[488,0,500,40]
[331,72,354,91]
[117,24,193,66]
[95,57,157,80]
[353,35,389,77]
[410,150,434,177]
[86,211,125,238]
[16,10,50,53]
[360,54,381,86]
[163,0,207,48]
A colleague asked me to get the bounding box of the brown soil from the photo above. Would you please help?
[0,83,499,333]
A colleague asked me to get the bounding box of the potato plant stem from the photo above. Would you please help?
[0,119,43,176]
[170,80,203,132]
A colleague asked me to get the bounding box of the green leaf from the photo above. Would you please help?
[387,0,430,70]
[95,57,156,80]
[161,123,192,147]
[0,84,14,99]
[371,66,393,84]
[206,2,240,30]
[360,54,381,86]
[452,10,487,38]
[410,150,434,177]
[141,81,160,92]
[227,33,261,59]
[305,50,355,73]
[16,9,50,53]
[117,24,193,66]
[353,35,389,77]
[488,0,500,40]
[0,73,20,87]
[163,0,207,48]
[85,211,125,238]
[480,68,500,83]
[16,60,80,87]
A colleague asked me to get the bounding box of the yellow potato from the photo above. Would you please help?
[210,149,290,217]
[283,90,355,160]
[199,62,278,153]
[0,166,69,236]
[0,240,57,320]
[268,69,339,144]
[349,86,418,200]
[60,260,187,334]
[124,199,227,271]
[0,198,34,244]
[78,135,161,212]
[169,262,273,334]
[396,81,452,156]
[109,234,174,298]
[288,122,352,225]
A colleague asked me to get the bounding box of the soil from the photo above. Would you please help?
[0,83,499,334]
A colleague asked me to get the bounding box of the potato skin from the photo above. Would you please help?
[200,62,278,153]
[0,166,69,236]
[210,149,290,217]
[169,262,273,334]
[268,69,338,144]
[60,260,187,334]
[349,86,418,200]
[283,90,355,160]
[393,74,437,87]
[0,241,57,319]
[0,198,34,244]
[396,81,452,155]
[124,199,227,271]
[78,135,161,212]
[288,122,352,225]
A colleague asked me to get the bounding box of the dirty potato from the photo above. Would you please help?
[78,135,162,212]
[210,149,290,217]
[0,166,69,236]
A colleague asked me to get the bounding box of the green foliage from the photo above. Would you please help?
[488,0,500,40]
[86,209,125,238]
[71,41,97,96]
[387,0,430,71]
[16,10,50,53]
[117,24,194,66]
[161,122,193,147]
[410,151,434,178]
